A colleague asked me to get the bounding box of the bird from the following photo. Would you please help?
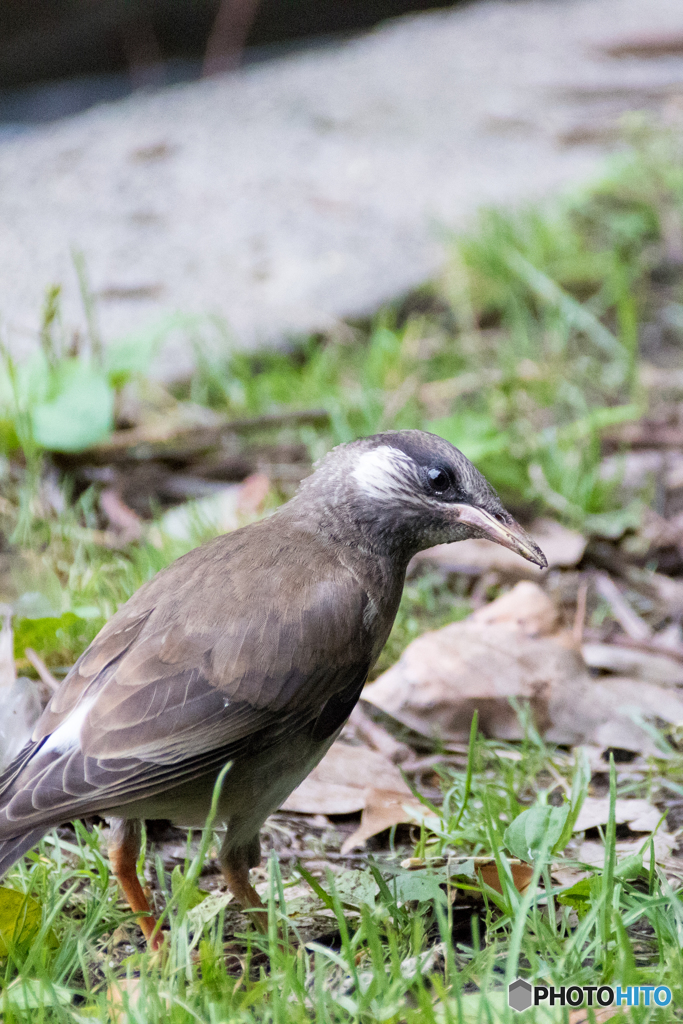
[0,430,546,946]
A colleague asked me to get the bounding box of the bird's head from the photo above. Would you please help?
[292,429,547,568]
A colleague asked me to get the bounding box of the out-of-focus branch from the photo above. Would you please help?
[203,0,261,76]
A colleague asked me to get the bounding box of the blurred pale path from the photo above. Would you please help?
[0,0,682,378]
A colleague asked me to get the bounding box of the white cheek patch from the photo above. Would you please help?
[351,446,420,503]
[41,697,96,755]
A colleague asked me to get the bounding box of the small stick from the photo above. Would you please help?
[594,572,652,642]
[349,704,412,764]
[24,648,60,692]
[573,581,588,648]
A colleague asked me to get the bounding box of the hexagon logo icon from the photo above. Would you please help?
[508,978,533,1012]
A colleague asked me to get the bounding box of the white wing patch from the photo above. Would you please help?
[351,446,420,503]
[41,697,96,755]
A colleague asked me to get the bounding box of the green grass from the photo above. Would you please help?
[2,124,683,1019]
[0,720,680,1022]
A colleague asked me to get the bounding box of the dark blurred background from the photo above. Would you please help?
[0,0,463,124]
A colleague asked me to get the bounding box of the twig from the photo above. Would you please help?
[24,648,60,692]
[593,572,652,642]
[225,409,330,433]
[348,704,413,764]
[203,0,262,76]
[607,635,683,666]
[573,581,588,648]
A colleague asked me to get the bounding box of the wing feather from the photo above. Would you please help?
[0,522,379,838]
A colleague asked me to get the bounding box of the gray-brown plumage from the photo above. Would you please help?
[0,430,546,944]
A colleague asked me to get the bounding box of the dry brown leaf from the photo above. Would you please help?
[588,676,683,754]
[283,740,410,815]
[414,519,586,579]
[578,833,677,869]
[574,797,665,834]
[469,580,559,637]
[340,787,424,854]
[581,642,683,687]
[551,865,589,888]
[362,585,585,742]
[476,859,534,896]
[363,583,683,752]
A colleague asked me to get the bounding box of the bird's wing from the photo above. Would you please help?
[0,527,375,835]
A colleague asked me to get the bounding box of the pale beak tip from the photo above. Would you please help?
[532,548,549,570]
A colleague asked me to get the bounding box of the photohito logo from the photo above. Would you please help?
[508,980,672,1012]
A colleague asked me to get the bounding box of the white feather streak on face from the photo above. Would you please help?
[351,447,424,506]
[41,697,96,754]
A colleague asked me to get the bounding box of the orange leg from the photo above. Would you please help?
[223,862,268,933]
[108,818,163,950]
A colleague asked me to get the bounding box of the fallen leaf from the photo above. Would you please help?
[446,856,534,895]
[581,642,683,687]
[363,584,683,752]
[476,859,534,896]
[340,788,424,853]
[414,519,586,578]
[283,740,410,815]
[578,834,677,869]
[573,797,665,834]
[363,611,585,743]
[551,865,589,888]
[588,676,683,754]
[469,580,559,637]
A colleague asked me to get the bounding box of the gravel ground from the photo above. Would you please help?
[1,0,683,378]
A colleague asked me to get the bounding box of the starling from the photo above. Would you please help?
[0,430,546,945]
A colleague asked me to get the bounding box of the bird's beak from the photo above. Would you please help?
[451,505,548,569]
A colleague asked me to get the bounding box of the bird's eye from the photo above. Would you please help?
[427,467,451,494]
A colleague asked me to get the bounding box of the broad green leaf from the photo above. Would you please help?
[332,869,380,909]
[557,877,594,918]
[0,886,46,955]
[31,359,114,452]
[186,891,233,931]
[504,804,569,864]
[614,852,644,881]
[391,871,448,906]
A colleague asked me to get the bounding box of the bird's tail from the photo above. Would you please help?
[0,828,49,878]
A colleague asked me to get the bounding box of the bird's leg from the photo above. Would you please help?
[220,835,267,933]
[108,818,162,950]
